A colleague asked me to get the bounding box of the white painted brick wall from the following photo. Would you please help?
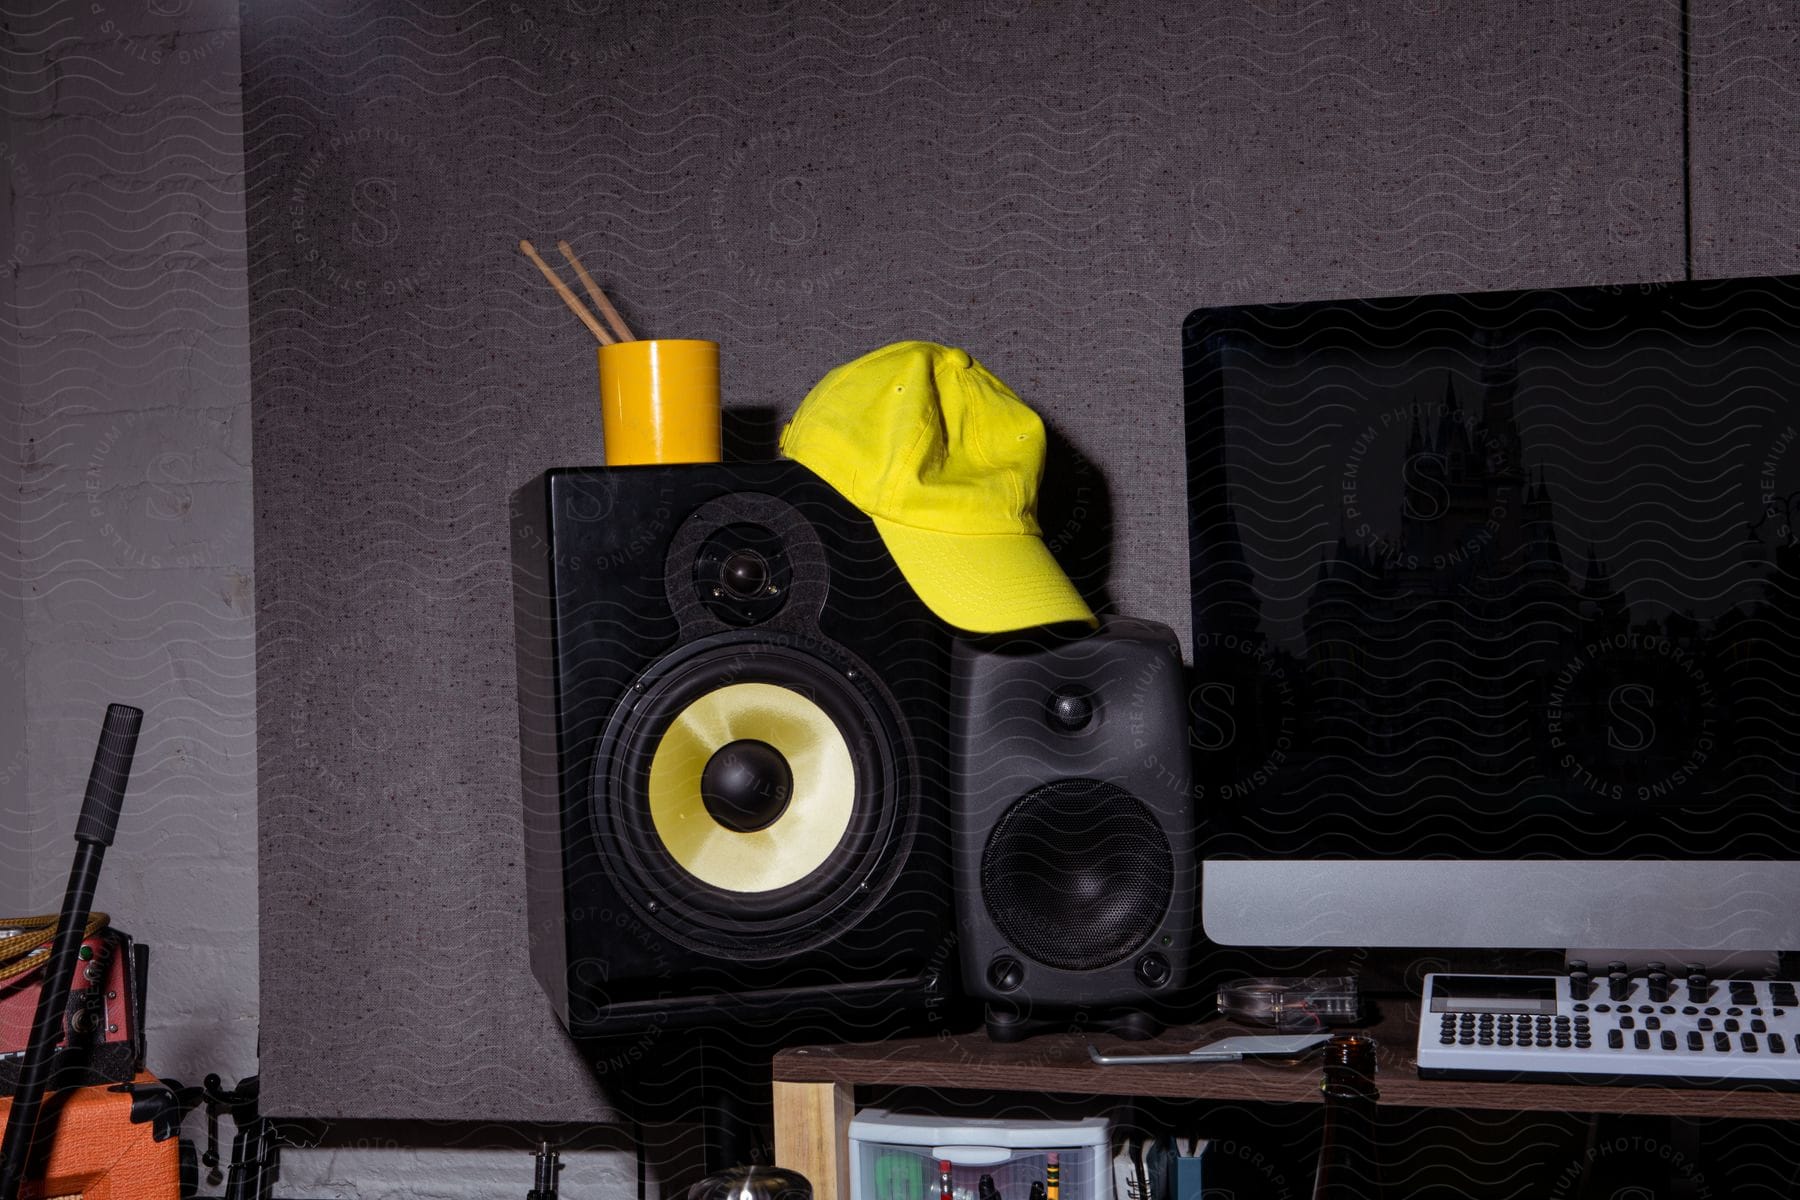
[1,26,28,916]
[5,0,258,1095]
[1,4,639,1194]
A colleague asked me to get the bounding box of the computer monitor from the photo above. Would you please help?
[1184,276,1800,959]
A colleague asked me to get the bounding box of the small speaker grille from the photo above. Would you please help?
[981,779,1172,971]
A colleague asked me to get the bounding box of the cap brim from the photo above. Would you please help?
[871,518,1097,634]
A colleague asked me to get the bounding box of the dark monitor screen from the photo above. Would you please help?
[1184,276,1800,865]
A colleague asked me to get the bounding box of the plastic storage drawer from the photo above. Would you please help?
[849,1108,1110,1200]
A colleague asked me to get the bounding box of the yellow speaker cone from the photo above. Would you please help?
[647,682,856,893]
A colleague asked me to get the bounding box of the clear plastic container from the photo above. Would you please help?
[849,1109,1110,1200]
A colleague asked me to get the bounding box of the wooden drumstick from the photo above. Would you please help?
[557,240,636,342]
[519,239,612,345]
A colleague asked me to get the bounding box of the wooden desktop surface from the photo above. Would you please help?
[772,1000,1800,1121]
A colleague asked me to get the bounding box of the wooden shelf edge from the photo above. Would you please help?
[771,1021,1800,1122]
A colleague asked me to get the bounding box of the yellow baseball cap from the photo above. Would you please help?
[780,341,1096,634]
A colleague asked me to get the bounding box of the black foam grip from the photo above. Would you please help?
[74,703,142,846]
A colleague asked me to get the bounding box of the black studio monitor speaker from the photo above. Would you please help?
[511,461,955,1040]
[951,618,1195,1037]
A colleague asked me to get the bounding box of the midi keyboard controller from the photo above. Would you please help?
[1416,965,1800,1088]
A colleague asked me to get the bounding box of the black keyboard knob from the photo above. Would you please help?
[1567,958,1589,976]
[1609,972,1632,1002]
[1687,973,1712,1004]
[1645,961,1668,976]
[1647,972,1672,1003]
[1568,971,1593,1001]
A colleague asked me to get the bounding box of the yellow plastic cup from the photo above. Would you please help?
[597,338,721,466]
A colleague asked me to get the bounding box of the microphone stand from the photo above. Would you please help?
[0,704,142,1200]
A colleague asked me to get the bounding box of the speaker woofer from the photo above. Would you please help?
[981,779,1172,971]
[594,633,911,956]
[648,683,853,889]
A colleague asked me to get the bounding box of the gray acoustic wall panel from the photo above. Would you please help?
[1690,0,1800,278]
[246,0,1683,1118]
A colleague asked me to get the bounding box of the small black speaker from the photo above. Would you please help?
[951,618,1194,1030]
[512,461,954,1039]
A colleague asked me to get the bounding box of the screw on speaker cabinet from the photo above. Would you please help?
[511,461,955,1040]
[950,618,1195,1041]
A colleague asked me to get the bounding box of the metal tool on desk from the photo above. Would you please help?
[1087,1033,1331,1065]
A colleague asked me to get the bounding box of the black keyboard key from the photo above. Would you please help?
[1608,1029,1624,1049]
[1646,1016,1661,1030]
[1662,1031,1677,1050]
[1439,1036,1455,1044]
[1635,1030,1651,1050]
[1573,1003,1589,1012]
[1753,1019,1768,1034]
[1725,1019,1741,1033]
[1716,1032,1731,1051]
[1705,1007,1721,1016]
[1682,1005,1698,1015]
[1698,1018,1713,1031]
[1770,1034,1786,1054]
[1688,1031,1704,1051]
[1743,1033,1759,1052]
[1620,1015,1635,1029]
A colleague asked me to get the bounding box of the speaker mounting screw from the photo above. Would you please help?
[1135,952,1172,989]
[646,900,659,913]
[1047,687,1095,732]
